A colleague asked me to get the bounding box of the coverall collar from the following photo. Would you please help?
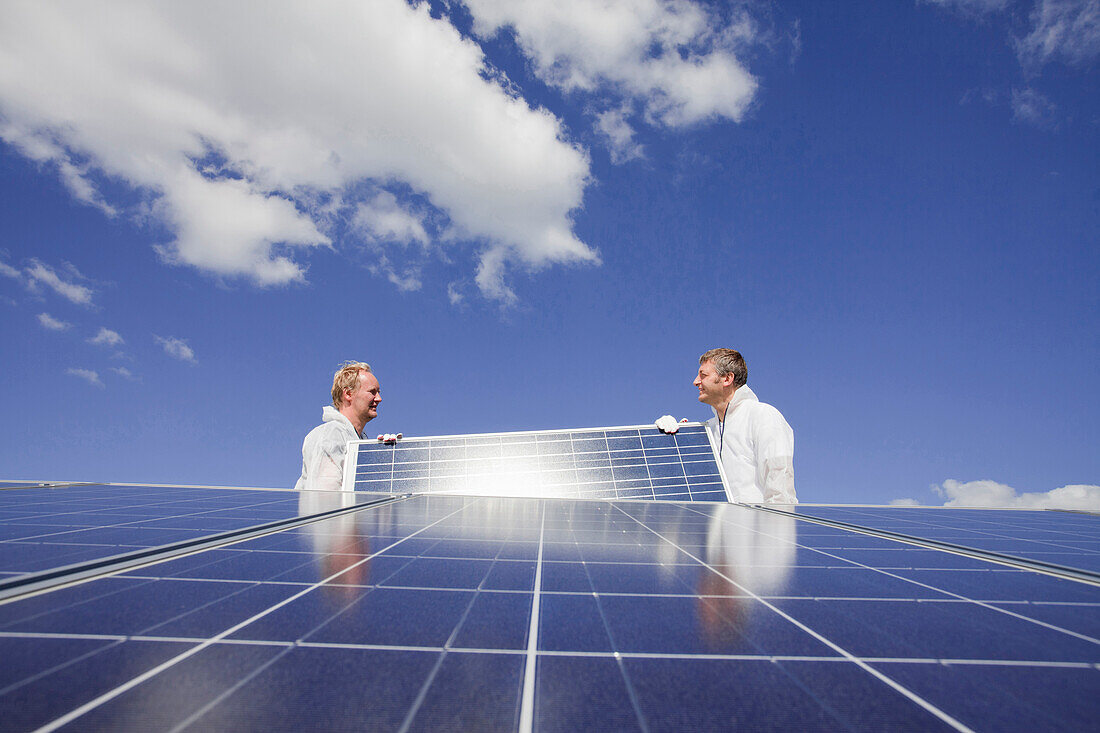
[711,384,759,423]
[322,405,362,439]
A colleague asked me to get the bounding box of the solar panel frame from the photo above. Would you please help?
[342,422,731,503]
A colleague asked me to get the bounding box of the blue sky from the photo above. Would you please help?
[0,0,1096,506]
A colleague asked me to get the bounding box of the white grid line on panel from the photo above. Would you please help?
[2,630,1096,670]
[518,506,547,733]
[639,429,657,502]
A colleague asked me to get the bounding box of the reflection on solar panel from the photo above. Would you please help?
[787,505,1100,574]
[0,485,1097,730]
[345,423,728,502]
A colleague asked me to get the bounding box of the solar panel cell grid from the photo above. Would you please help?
[349,424,728,502]
[790,505,1100,574]
[0,485,308,580]
[1,492,1097,730]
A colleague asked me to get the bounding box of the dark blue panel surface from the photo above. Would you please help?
[880,661,1100,732]
[351,424,728,502]
[0,494,1097,731]
[0,639,193,731]
[0,484,383,580]
[789,505,1100,574]
[623,657,956,731]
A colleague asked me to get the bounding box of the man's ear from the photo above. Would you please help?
[721,373,737,387]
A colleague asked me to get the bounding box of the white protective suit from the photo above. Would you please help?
[294,406,361,492]
[705,385,797,504]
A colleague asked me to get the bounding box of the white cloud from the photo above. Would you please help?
[110,366,138,381]
[23,259,94,305]
[922,0,1011,15]
[88,327,124,347]
[929,479,1100,510]
[595,107,645,164]
[462,0,760,127]
[385,270,423,293]
[926,0,1099,69]
[0,124,117,217]
[447,281,466,306]
[154,335,197,364]
[37,312,71,330]
[960,87,1003,106]
[1011,87,1059,126]
[888,497,922,507]
[0,257,20,279]
[352,192,430,247]
[1017,0,1100,68]
[0,0,597,300]
[66,367,104,388]
[351,191,430,291]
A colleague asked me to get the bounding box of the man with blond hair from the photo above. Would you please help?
[294,361,388,492]
[656,348,796,504]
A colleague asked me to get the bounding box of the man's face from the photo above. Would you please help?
[346,371,382,422]
[694,360,731,407]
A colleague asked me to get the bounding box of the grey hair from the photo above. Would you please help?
[700,348,747,387]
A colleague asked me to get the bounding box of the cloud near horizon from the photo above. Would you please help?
[893,479,1100,510]
[0,0,600,301]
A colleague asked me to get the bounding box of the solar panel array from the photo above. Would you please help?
[788,505,1100,574]
[0,484,381,586]
[0,484,1097,730]
[346,423,729,502]
[0,484,299,581]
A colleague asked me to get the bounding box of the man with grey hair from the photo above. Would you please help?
[656,348,796,504]
[294,361,394,492]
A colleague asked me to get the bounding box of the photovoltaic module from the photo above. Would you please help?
[343,423,729,502]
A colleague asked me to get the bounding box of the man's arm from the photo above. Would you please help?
[762,455,796,504]
[755,407,796,504]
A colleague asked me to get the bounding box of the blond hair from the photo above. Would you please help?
[331,361,372,408]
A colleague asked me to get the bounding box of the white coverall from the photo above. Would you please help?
[705,385,797,504]
[294,406,361,493]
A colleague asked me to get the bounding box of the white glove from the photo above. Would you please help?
[654,415,682,434]
[376,433,403,444]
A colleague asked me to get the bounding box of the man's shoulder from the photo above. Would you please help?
[750,399,785,416]
[747,399,792,431]
[303,418,355,445]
